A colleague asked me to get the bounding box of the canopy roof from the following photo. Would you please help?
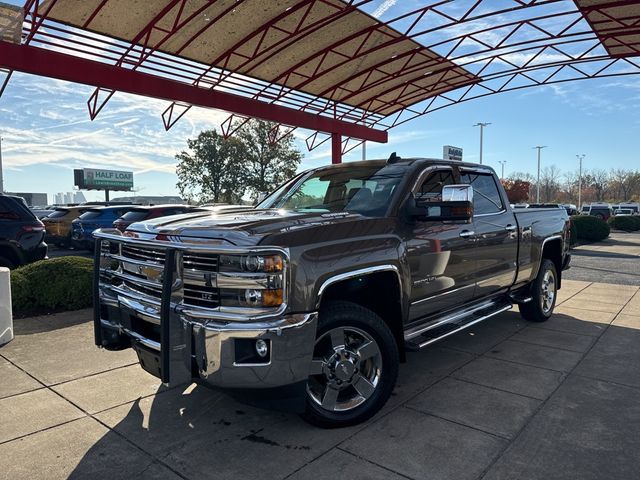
[40,0,477,117]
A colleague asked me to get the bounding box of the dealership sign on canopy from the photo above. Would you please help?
[74,168,133,191]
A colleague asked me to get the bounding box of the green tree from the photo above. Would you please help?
[175,129,247,203]
[235,119,302,197]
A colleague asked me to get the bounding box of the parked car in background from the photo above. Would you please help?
[580,205,590,215]
[72,205,136,249]
[561,204,578,216]
[588,204,613,221]
[113,205,201,232]
[0,194,47,268]
[617,202,639,215]
[42,206,93,247]
[30,205,56,219]
[613,208,634,216]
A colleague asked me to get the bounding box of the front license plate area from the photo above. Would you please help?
[134,343,162,379]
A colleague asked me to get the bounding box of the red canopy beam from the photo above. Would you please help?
[0,41,387,144]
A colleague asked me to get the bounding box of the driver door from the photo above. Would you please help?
[406,167,477,322]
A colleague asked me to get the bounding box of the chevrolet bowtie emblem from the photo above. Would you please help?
[140,266,162,282]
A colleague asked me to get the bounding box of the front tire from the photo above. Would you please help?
[520,259,558,322]
[300,301,398,428]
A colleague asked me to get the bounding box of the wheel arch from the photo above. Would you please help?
[316,266,406,362]
[539,236,563,289]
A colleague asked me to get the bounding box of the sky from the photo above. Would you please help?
[1,0,639,203]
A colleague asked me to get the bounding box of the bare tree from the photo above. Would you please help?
[610,169,640,201]
[540,165,562,203]
[586,169,610,202]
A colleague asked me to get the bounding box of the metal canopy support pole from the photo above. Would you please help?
[332,133,342,164]
[105,189,110,202]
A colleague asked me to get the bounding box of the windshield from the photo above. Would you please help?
[258,164,408,217]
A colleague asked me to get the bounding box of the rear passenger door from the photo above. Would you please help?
[407,167,477,321]
[460,170,518,298]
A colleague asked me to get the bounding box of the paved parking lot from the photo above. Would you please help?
[565,232,640,285]
[2,274,640,480]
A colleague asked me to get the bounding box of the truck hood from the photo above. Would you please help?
[126,209,383,246]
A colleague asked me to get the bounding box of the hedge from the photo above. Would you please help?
[11,256,93,313]
[607,215,640,232]
[570,215,610,242]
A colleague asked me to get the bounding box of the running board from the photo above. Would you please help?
[404,303,512,352]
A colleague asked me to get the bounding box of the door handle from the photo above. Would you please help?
[505,224,517,232]
[459,230,476,239]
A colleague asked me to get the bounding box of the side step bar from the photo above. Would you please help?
[404,302,512,352]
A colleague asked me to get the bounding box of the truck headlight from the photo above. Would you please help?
[217,254,285,308]
[219,254,284,273]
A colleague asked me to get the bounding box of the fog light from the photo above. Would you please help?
[255,339,269,358]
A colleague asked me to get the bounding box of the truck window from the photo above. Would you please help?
[460,172,504,215]
[417,170,455,201]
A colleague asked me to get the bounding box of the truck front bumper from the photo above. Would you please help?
[96,281,317,391]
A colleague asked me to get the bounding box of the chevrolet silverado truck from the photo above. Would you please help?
[93,157,571,428]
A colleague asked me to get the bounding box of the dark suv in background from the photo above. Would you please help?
[0,194,47,268]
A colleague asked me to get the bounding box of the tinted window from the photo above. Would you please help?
[460,172,504,215]
[120,210,149,221]
[0,198,20,220]
[417,170,455,201]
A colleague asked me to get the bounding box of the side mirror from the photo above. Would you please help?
[409,185,474,222]
[442,184,473,202]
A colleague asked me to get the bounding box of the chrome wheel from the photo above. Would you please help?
[540,268,556,314]
[307,326,382,412]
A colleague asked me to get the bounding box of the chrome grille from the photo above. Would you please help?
[121,245,166,264]
[183,253,219,272]
[183,283,220,309]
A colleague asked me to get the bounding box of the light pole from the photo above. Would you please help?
[533,146,547,203]
[498,160,506,180]
[473,122,491,164]
[576,154,585,209]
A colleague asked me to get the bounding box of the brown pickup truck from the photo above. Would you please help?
[93,157,571,428]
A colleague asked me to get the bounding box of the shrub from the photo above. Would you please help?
[571,215,610,242]
[607,215,640,232]
[569,218,578,246]
[11,257,93,313]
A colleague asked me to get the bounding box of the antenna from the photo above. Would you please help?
[387,152,401,164]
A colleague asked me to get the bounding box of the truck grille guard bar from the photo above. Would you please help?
[92,228,290,384]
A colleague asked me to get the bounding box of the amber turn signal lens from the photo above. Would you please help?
[262,289,283,307]
[264,255,284,272]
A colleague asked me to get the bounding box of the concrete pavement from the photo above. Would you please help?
[2,276,640,480]
[565,231,640,285]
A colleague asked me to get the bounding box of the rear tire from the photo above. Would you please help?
[300,301,398,428]
[520,259,557,322]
